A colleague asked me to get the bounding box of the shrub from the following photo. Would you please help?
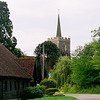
[53,92,64,96]
[46,88,58,95]
[37,85,46,94]
[40,79,57,88]
[21,86,43,99]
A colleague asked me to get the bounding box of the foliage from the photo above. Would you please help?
[92,39,100,70]
[50,56,71,87]
[34,41,61,68]
[0,1,25,58]
[27,96,78,100]
[35,56,47,84]
[12,48,25,58]
[91,27,100,37]
[37,85,46,94]
[40,79,57,88]
[21,86,43,100]
[61,84,80,93]
[71,46,83,57]
[61,84,100,94]
[0,1,16,51]
[71,42,100,87]
[53,92,64,96]
[46,88,58,95]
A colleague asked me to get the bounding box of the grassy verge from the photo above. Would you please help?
[62,85,100,94]
[27,96,78,100]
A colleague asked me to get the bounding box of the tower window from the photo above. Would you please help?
[63,44,65,51]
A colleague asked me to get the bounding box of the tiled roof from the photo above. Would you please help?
[0,43,31,79]
[16,56,35,78]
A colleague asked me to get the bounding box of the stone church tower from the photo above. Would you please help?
[48,14,70,56]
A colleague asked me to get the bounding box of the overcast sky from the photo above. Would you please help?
[3,0,100,56]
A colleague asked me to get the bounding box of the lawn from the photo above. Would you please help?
[27,96,78,100]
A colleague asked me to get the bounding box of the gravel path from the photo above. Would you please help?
[64,94,100,100]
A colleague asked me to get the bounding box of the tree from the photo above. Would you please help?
[50,56,71,87]
[0,1,24,58]
[71,41,100,87]
[34,41,60,79]
[0,1,17,51]
[35,41,60,68]
[91,27,100,37]
[71,46,83,58]
[12,48,25,58]
[35,41,60,65]
[91,27,100,71]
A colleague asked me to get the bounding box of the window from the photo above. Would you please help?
[62,44,66,52]
[22,82,24,89]
[63,44,65,51]
[10,81,12,91]
[14,81,16,90]
[18,81,20,90]
[26,82,28,87]
[5,81,7,91]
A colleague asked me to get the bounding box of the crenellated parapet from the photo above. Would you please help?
[48,37,70,42]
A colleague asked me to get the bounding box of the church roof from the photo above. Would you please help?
[0,43,31,79]
[56,14,62,37]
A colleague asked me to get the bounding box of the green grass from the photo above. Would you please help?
[27,96,78,100]
[62,84,100,94]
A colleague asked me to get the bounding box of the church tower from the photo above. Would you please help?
[48,13,70,56]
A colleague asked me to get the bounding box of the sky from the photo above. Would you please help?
[3,0,100,56]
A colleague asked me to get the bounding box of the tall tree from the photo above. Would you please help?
[0,1,17,51]
[0,1,24,58]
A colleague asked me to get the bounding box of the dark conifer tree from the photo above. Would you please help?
[0,1,17,51]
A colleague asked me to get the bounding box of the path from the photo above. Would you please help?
[65,94,100,100]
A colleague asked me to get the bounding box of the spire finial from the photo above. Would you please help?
[56,10,62,37]
[58,9,60,14]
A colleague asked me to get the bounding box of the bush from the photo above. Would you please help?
[21,86,43,99]
[37,85,46,94]
[40,79,57,88]
[53,92,64,96]
[46,88,58,95]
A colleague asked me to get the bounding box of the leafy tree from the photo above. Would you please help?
[71,46,83,58]
[50,56,71,87]
[0,1,24,58]
[12,48,25,58]
[35,41,60,67]
[91,27,100,71]
[71,41,100,87]
[34,41,60,78]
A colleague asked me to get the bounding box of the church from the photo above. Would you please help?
[48,14,70,56]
